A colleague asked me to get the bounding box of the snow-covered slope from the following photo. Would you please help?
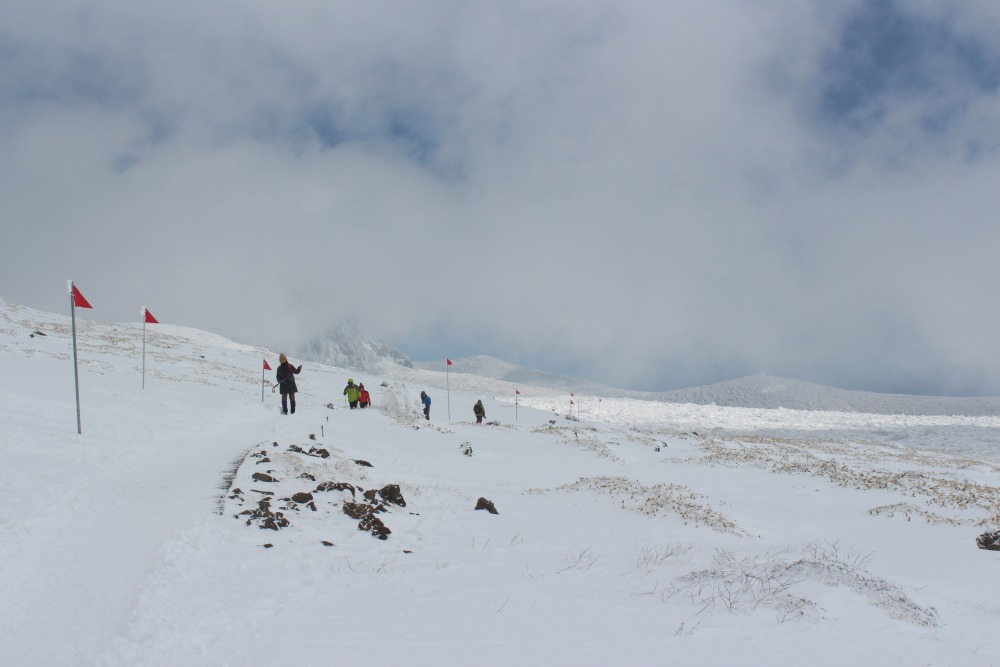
[2,298,1000,667]
[416,357,1000,417]
[413,354,619,395]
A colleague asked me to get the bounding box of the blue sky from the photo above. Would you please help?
[3,1,1000,395]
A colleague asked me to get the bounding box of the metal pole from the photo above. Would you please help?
[446,363,451,421]
[70,283,82,434]
[261,364,265,402]
[142,316,146,389]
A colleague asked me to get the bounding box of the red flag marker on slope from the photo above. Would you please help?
[72,284,93,309]
[447,358,453,366]
[261,359,272,402]
[140,307,159,388]
[67,281,91,434]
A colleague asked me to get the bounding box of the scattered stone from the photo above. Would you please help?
[354,459,373,467]
[287,444,330,458]
[252,472,278,483]
[321,541,335,547]
[403,550,413,554]
[377,484,406,507]
[977,531,1000,551]
[299,472,317,481]
[238,498,290,530]
[359,515,390,540]
[262,544,274,548]
[309,434,316,440]
[343,502,391,539]
[475,497,499,514]
[291,492,314,504]
[315,481,356,497]
[459,442,473,457]
[256,458,271,465]
[251,489,274,496]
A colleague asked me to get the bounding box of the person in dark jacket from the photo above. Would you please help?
[358,383,371,408]
[473,399,486,424]
[343,379,361,409]
[276,353,302,415]
[420,391,431,420]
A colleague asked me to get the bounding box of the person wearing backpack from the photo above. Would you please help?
[358,383,371,408]
[343,378,361,409]
[276,354,302,415]
[473,399,486,424]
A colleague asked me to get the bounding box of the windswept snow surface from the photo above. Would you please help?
[2,299,999,666]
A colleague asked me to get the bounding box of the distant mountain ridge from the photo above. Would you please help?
[290,321,1000,417]
[298,322,413,372]
[412,355,621,396]
[648,372,1000,416]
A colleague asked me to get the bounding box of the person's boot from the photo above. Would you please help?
[290,401,296,414]
[281,398,288,415]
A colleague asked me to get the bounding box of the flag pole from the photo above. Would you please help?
[69,281,83,434]
[261,364,265,402]
[446,359,451,421]
[142,309,147,389]
[515,389,518,422]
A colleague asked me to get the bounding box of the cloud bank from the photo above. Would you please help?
[3,0,1000,395]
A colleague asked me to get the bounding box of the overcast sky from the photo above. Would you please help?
[3,0,1000,395]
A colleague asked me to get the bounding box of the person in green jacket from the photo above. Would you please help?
[343,378,361,409]
[473,399,486,424]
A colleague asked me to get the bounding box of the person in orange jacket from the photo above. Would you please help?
[359,383,371,408]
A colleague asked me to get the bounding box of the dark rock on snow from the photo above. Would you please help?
[475,497,499,514]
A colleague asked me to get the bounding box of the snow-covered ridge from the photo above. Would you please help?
[648,372,1000,416]
[417,355,1000,417]
[298,321,413,373]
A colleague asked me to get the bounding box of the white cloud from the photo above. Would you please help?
[3,0,1000,394]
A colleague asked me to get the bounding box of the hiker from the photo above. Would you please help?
[343,378,361,409]
[358,383,371,408]
[420,391,431,420]
[276,354,302,415]
[473,399,486,424]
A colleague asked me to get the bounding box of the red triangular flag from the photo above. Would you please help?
[570,400,575,405]
[516,389,521,395]
[263,359,272,370]
[447,358,453,366]
[143,308,159,324]
[71,284,93,309]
